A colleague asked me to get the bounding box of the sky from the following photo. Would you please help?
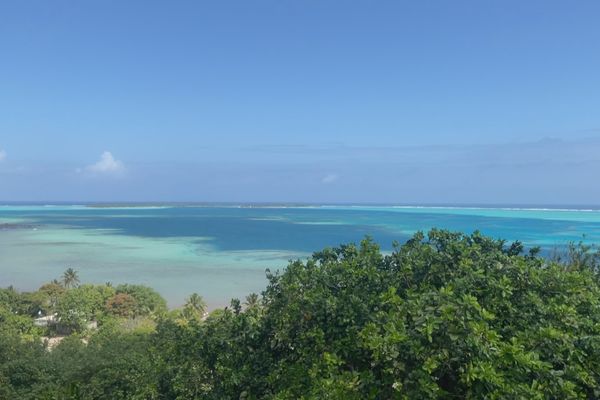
[1,1,599,204]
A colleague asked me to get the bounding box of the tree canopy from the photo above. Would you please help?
[62,268,80,289]
[114,284,167,317]
[1,230,599,399]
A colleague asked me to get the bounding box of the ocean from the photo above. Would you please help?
[1,204,599,308]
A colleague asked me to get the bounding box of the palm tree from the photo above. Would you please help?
[183,293,207,320]
[62,268,80,289]
[244,293,260,309]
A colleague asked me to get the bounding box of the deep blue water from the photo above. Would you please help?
[3,205,600,252]
[2,205,600,305]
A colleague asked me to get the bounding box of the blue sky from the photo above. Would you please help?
[1,1,599,204]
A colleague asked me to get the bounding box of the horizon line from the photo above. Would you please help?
[1,201,600,210]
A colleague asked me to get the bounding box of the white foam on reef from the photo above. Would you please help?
[390,205,599,212]
[316,205,600,212]
[314,205,600,223]
[86,206,173,210]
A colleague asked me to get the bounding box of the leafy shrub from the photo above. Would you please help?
[2,230,600,399]
[115,284,167,317]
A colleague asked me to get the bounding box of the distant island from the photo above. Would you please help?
[4,201,600,210]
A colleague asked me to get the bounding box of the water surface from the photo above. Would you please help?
[1,205,599,307]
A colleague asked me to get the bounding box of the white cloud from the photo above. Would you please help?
[0,149,6,162]
[84,151,125,174]
[321,173,338,184]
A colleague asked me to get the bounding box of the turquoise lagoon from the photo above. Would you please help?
[1,204,600,308]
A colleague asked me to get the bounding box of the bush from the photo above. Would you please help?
[115,284,167,317]
[1,230,600,398]
[156,230,600,398]
[106,293,138,318]
[56,285,115,332]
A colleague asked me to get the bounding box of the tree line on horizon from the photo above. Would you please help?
[1,229,600,399]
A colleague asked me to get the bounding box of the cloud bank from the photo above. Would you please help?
[0,149,6,162]
[2,137,600,204]
[83,151,125,175]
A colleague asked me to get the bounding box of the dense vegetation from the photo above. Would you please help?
[1,230,600,399]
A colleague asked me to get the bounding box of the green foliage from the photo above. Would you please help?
[153,231,600,398]
[56,284,115,332]
[0,304,39,339]
[106,293,138,318]
[1,230,600,398]
[153,299,267,399]
[0,287,21,312]
[47,333,159,399]
[0,330,53,399]
[62,267,80,289]
[37,282,66,314]
[115,284,167,317]
[182,292,207,321]
[0,286,44,317]
[245,293,260,309]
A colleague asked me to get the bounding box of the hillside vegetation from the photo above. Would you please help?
[1,230,600,399]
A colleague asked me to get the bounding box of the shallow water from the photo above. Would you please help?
[1,205,599,307]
